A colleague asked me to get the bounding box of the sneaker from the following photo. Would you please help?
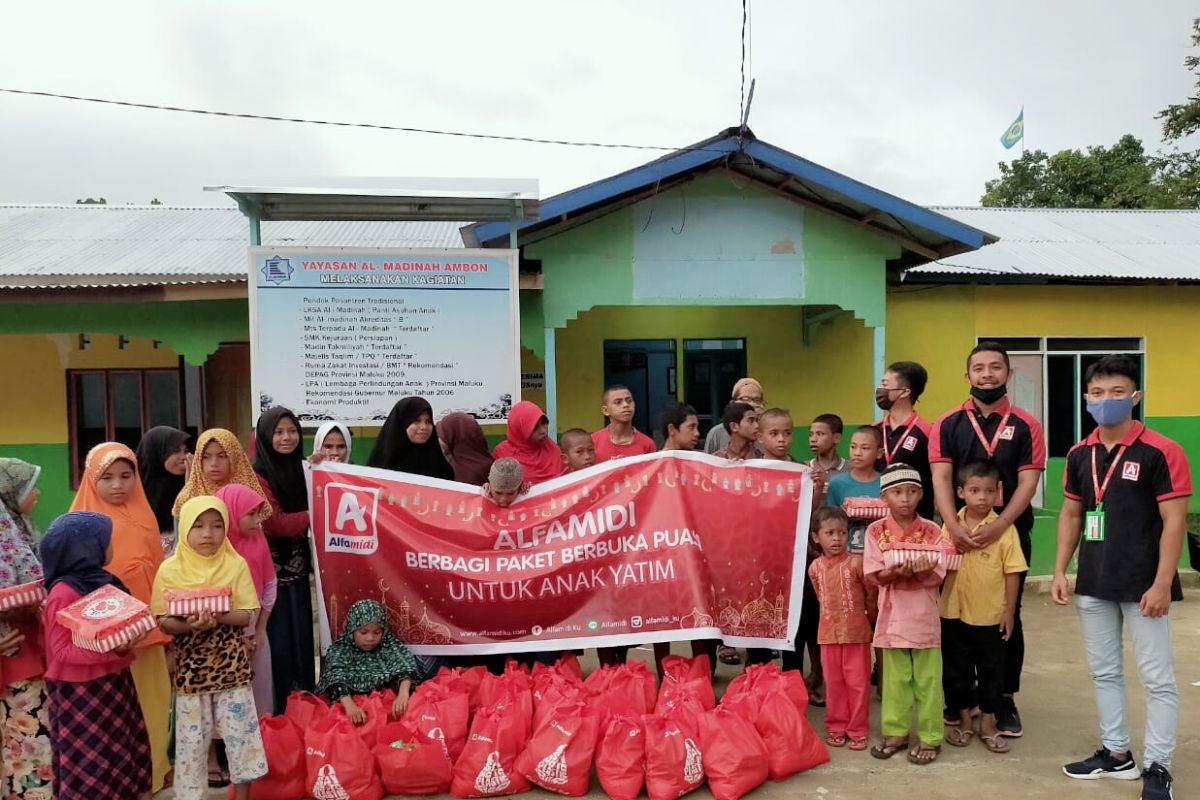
[1063,748,1140,780]
[1141,763,1174,800]
[996,697,1023,738]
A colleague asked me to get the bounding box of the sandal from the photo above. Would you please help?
[825,732,847,747]
[907,743,940,765]
[809,689,826,708]
[718,646,742,666]
[870,737,908,760]
[980,733,1011,754]
[944,726,975,747]
[848,737,870,751]
[207,768,229,788]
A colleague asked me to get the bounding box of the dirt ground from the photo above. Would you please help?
[183,581,1200,800]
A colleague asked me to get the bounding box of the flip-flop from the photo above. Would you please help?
[980,733,1011,754]
[870,738,908,760]
[907,743,940,765]
[207,769,229,788]
[717,646,742,666]
[944,726,975,747]
[826,733,847,747]
[848,737,870,751]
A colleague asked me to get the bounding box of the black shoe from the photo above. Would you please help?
[996,696,1023,738]
[1063,748,1140,781]
[1141,763,1174,800]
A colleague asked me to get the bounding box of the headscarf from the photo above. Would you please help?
[314,422,353,461]
[136,426,190,532]
[252,407,308,513]
[70,443,163,612]
[367,397,454,480]
[493,401,565,485]
[173,429,270,520]
[151,496,259,615]
[0,459,41,588]
[214,484,275,600]
[437,412,494,485]
[40,511,126,596]
[315,599,417,700]
[0,457,41,544]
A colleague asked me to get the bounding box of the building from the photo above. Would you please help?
[3,130,1197,576]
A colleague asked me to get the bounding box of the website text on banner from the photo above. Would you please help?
[310,451,812,655]
[248,246,520,425]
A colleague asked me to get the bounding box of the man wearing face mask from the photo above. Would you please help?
[929,341,1046,738]
[1051,355,1189,800]
[874,361,935,520]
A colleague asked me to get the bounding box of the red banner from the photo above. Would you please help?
[310,452,811,654]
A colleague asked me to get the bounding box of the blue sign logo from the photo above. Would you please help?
[261,255,294,285]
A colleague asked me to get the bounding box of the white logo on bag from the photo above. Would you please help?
[474,751,511,794]
[426,726,450,758]
[683,738,703,784]
[312,765,350,800]
[535,743,569,785]
[324,483,380,555]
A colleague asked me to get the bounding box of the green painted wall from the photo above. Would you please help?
[0,299,249,364]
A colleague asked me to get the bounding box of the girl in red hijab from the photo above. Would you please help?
[492,401,565,485]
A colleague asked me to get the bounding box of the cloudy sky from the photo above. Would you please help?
[2,1,1196,208]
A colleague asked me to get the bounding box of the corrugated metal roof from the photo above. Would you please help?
[909,207,1200,281]
[0,204,465,289]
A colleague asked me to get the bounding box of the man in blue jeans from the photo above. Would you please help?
[1051,355,1190,800]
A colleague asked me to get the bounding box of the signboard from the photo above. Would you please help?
[309,452,811,654]
[249,247,519,425]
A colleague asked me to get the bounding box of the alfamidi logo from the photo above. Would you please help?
[324,482,381,555]
[311,765,350,800]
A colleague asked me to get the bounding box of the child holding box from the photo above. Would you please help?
[41,510,153,800]
[153,496,266,800]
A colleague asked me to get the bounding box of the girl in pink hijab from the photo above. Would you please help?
[214,484,277,715]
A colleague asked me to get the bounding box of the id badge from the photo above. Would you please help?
[1084,504,1105,542]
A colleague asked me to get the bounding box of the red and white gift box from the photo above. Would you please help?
[165,587,232,616]
[882,542,962,572]
[0,580,46,612]
[842,497,889,521]
[56,584,156,653]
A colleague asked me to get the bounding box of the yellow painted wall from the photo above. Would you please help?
[552,305,875,431]
[0,334,180,445]
[886,284,1200,416]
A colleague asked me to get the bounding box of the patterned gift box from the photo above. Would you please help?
[165,587,232,616]
[0,580,46,612]
[842,497,889,520]
[882,543,961,571]
[56,584,156,654]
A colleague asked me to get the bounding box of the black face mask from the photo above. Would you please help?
[970,384,1008,405]
[875,388,896,411]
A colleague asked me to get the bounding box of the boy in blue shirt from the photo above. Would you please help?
[826,426,884,553]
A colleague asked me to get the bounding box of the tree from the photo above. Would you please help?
[1154,17,1200,208]
[74,197,107,205]
[980,135,1176,208]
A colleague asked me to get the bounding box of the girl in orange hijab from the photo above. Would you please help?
[70,442,173,792]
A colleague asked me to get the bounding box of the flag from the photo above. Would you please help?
[1000,109,1024,149]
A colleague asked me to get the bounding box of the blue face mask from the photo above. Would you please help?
[1086,396,1136,427]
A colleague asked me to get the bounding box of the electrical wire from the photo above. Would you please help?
[739,0,748,122]
[0,87,729,153]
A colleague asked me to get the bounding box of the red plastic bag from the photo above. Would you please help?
[753,688,829,780]
[406,681,471,762]
[658,655,716,710]
[283,690,327,731]
[450,706,531,798]
[642,714,705,800]
[330,691,389,749]
[477,672,534,742]
[226,715,305,800]
[655,685,706,734]
[724,662,809,714]
[697,706,769,800]
[532,676,587,734]
[586,662,656,721]
[514,702,599,796]
[305,712,384,800]
[595,714,645,800]
[374,720,453,796]
[432,664,488,713]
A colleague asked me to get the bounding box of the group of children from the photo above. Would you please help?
[0,346,1186,799]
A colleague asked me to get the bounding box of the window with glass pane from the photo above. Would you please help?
[147,371,181,428]
[74,372,107,477]
[110,372,143,450]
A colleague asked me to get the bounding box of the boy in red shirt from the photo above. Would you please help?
[591,386,656,462]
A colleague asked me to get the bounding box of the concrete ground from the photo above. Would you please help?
[181,583,1200,800]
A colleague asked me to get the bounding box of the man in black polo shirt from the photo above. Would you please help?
[930,341,1045,737]
[875,360,935,519]
[1051,355,1189,800]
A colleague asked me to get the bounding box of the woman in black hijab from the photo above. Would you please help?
[367,397,454,480]
[134,426,190,553]
[251,406,314,713]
